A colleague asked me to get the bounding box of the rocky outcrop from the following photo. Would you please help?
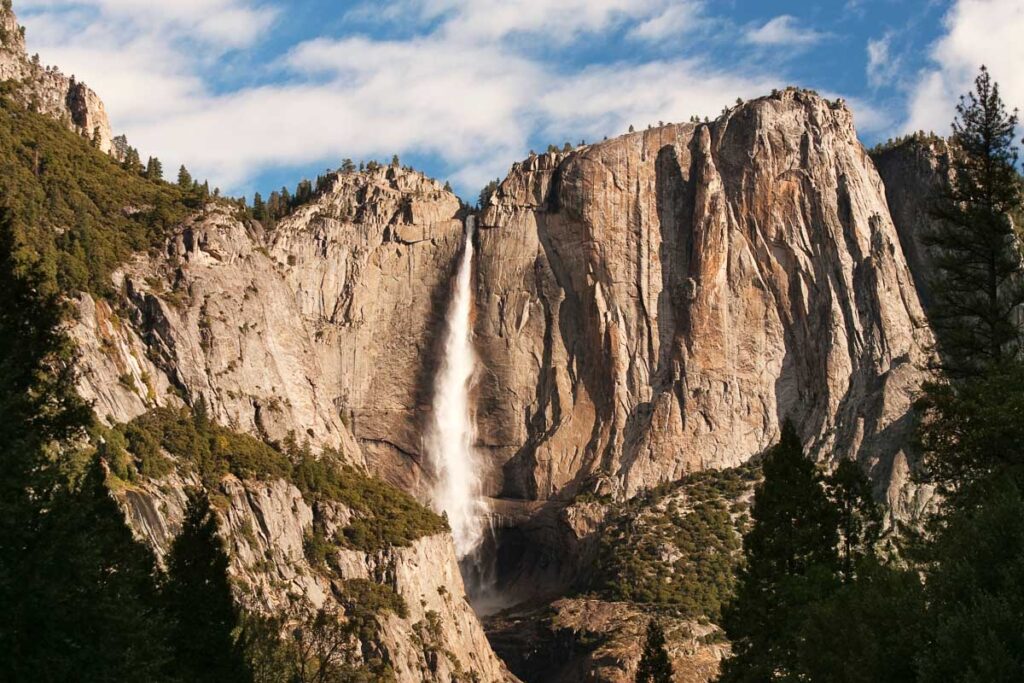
[871,136,954,315]
[115,467,514,682]
[75,166,464,488]
[0,3,113,152]
[486,598,726,683]
[478,89,934,512]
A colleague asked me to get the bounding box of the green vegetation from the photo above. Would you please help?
[0,91,197,297]
[105,406,446,552]
[719,423,845,682]
[592,465,757,620]
[291,447,448,551]
[924,66,1024,378]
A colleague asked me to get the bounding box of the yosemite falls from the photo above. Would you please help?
[426,216,489,560]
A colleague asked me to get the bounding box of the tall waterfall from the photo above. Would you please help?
[426,216,488,559]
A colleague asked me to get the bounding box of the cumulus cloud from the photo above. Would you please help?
[904,0,1024,135]
[745,15,829,47]
[22,1,919,195]
[866,31,902,89]
[628,1,707,42]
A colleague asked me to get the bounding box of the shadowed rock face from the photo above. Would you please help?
[477,89,933,510]
[872,136,955,316]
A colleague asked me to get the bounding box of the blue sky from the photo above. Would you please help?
[13,0,1024,202]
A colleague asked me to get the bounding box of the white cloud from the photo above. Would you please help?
[628,2,706,42]
[866,31,902,89]
[904,0,1024,135]
[22,0,919,195]
[19,0,278,47]
[745,15,828,47]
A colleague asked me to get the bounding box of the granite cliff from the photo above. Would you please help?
[0,3,114,153]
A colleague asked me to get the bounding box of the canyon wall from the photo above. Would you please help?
[76,90,937,520]
[476,89,933,513]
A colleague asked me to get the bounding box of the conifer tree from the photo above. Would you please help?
[178,165,193,189]
[926,66,1024,377]
[145,156,164,181]
[636,620,673,683]
[164,489,251,683]
[827,459,882,580]
[252,192,265,220]
[720,421,839,682]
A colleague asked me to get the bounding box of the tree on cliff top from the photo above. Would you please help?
[926,65,1024,378]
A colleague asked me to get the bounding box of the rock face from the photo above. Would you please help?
[75,90,935,529]
[477,89,933,510]
[74,166,465,492]
[0,3,114,152]
[114,469,513,682]
[872,136,954,315]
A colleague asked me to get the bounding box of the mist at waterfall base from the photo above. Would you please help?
[424,217,501,610]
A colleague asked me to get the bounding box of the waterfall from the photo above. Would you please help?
[426,216,488,559]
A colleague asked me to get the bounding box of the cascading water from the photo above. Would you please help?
[426,216,489,562]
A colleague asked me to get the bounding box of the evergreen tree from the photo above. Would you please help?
[795,558,925,683]
[478,178,500,209]
[915,475,1024,682]
[926,66,1024,377]
[917,360,1024,497]
[636,619,673,683]
[164,489,251,683]
[827,459,882,580]
[391,153,400,167]
[294,178,313,205]
[122,146,142,174]
[252,192,265,220]
[341,158,355,173]
[0,208,176,680]
[145,156,164,181]
[178,164,193,189]
[720,421,840,682]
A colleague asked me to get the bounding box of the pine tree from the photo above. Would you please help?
[926,66,1024,378]
[164,489,251,683]
[122,146,142,174]
[252,192,266,220]
[827,459,882,580]
[145,156,164,181]
[391,153,400,167]
[178,165,193,189]
[636,619,673,683]
[720,421,840,682]
[341,158,355,173]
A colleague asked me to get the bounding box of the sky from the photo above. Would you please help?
[12,0,1024,202]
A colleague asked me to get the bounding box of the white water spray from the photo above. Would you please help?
[426,216,488,559]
